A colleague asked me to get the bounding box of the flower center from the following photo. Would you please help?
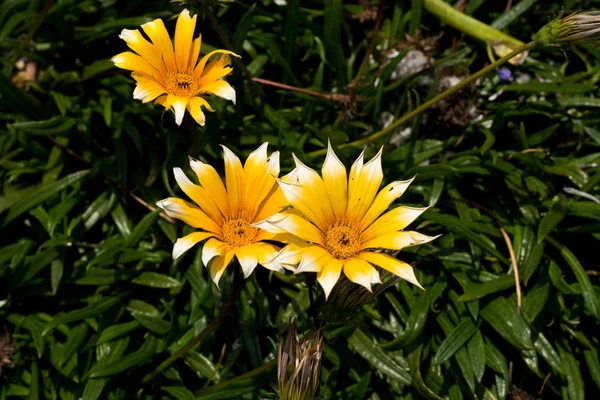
[324,220,361,259]
[165,72,199,97]
[222,217,259,247]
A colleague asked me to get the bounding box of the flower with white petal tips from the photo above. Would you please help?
[267,143,439,298]
[156,143,291,286]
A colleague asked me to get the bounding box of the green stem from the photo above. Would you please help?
[306,41,535,158]
[141,269,242,384]
[193,359,277,395]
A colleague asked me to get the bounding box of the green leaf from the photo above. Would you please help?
[132,272,182,288]
[232,4,256,53]
[43,294,128,335]
[324,0,346,84]
[123,210,159,247]
[348,329,412,385]
[88,335,157,378]
[433,319,478,365]
[10,116,77,136]
[548,238,600,320]
[3,170,89,226]
[537,195,567,243]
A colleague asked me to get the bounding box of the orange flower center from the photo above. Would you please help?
[324,220,361,259]
[222,217,259,247]
[165,72,199,97]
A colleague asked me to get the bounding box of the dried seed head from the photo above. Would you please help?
[0,329,16,376]
[277,322,323,400]
[534,11,600,47]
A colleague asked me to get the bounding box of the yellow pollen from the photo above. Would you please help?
[324,220,361,259]
[222,217,259,247]
[165,71,199,97]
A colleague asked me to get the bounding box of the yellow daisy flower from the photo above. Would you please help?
[156,143,291,286]
[264,143,439,298]
[112,9,239,126]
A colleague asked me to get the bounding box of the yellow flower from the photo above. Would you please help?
[112,9,239,126]
[156,143,290,285]
[264,143,439,298]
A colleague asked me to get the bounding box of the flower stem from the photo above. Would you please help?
[141,269,242,384]
[306,41,535,158]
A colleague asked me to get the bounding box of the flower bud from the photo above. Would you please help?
[277,322,323,400]
[534,11,600,46]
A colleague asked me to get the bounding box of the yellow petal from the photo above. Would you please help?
[118,29,166,75]
[359,177,415,231]
[174,9,197,72]
[268,242,311,271]
[141,18,176,71]
[293,154,334,228]
[253,185,290,223]
[343,257,380,291]
[132,77,166,103]
[166,94,189,126]
[209,250,235,287]
[154,94,168,108]
[200,55,233,85]
[173,167,223,223]
[202,238,230,267]
[156,197,222,235]
[322,142,347,219]
[235,244,259,278]
[298,245,334,273]
[317,258,343,299]
[267,214,324,245]
[112,52,160,78]
[243,144,280,219]
[173,231,214,259]
[222,145,244,214]
[189,157,229,216]
[361,206,428,242]
[347,147,383,224]
[193,49,240,78]
[189,36,202,71]
[186,97,207,125]
[277,179,329,231]
[358,251,423,289]
[255,243,283,272]
[361,231,439,251]
[200,80,236,104]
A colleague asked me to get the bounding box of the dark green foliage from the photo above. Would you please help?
[1,0,600,399]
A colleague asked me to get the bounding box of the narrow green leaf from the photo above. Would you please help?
[43,294,128,335]
[3,170,89,226]
[537,196,567,243]
[548,237,600,320]
[11,116,77,136]
[89,335,157,378]
[433,319,478,365]
[132,272,181,288]
[348,329,412,385]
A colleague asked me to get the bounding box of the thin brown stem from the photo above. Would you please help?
[251,77,347,102]
[464,199,522,315]
[46,136,87,164]
[129,192,176,225]
[141,269,242,384]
